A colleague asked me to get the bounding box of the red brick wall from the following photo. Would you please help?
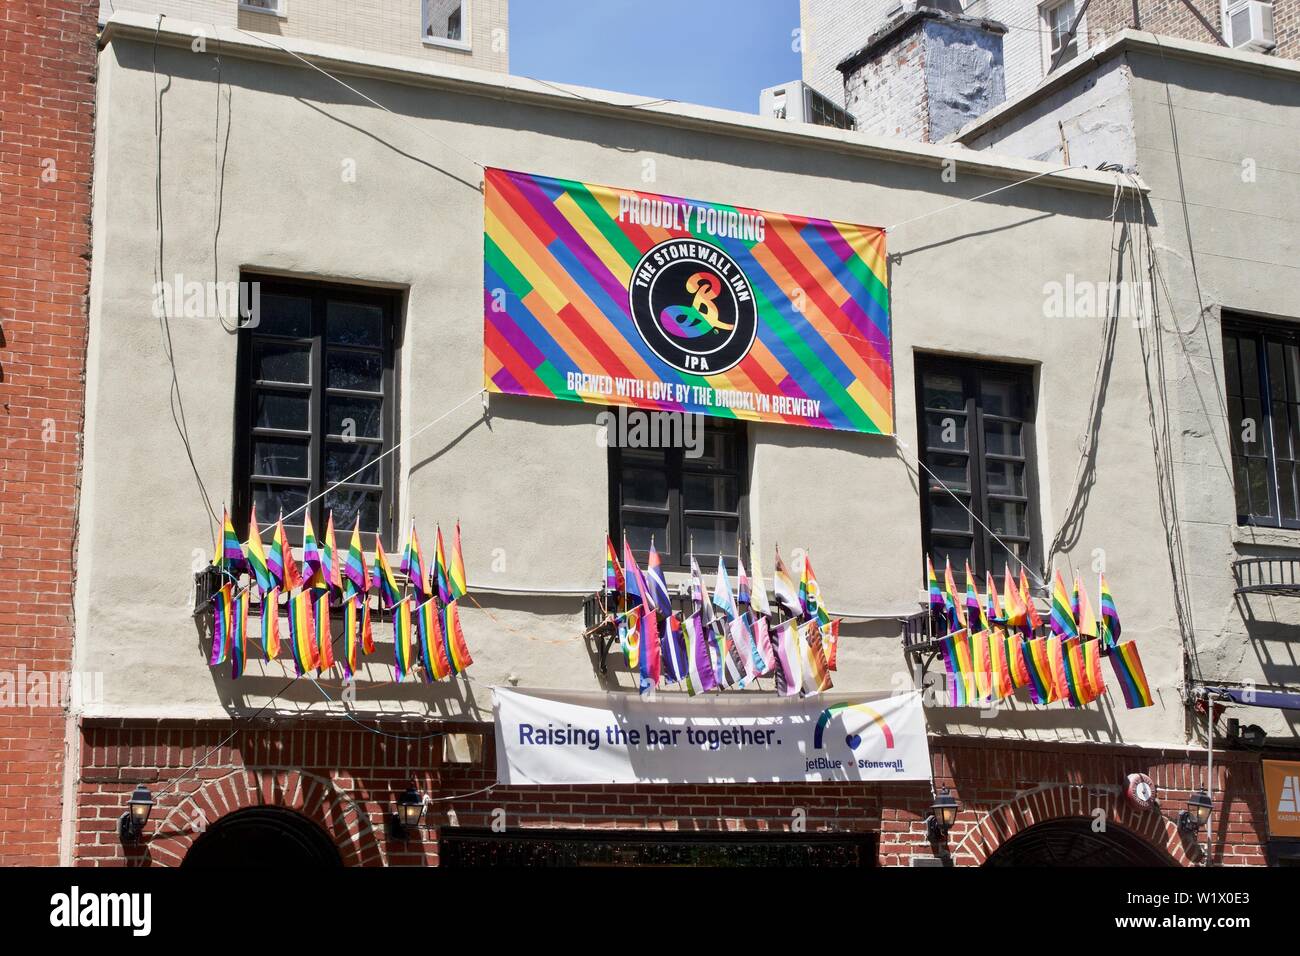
[76,718,1271,866]
[0,0,98,865]
[1089,0,1300,60]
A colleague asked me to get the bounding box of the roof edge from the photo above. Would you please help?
[99,10,1137,198]
[953,28,1300,145]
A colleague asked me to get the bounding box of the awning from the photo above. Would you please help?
[1203,686,1300,711]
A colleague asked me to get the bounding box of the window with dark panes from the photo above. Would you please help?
[609,417,748,573]
[916,357,1038,577]
[1223,320,1300,528]
[233,276,399,546]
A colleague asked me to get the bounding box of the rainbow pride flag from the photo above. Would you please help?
[323,512,342,593]
[620,606,641,669]
[1061,638,1087,707]
[927,555,946,622]
[217,508,244,572]
[443,600,474,675]
[1020,568,1042,634]
[1007,631,1030,689]
[416,598,451,681]
[400,521,429,601]
[990,629,1013,699]
[343,517,370,597]
[939,629,971,706]
[315,591,334,673]
[1025,638,1053,705]
[1002,566,1026,630]
[971,629,991,701]
[985,572,1003,625]
[231,589,250,679]
[360,597,374,655]
[965,564,986,632]
[1099,573,1121,650]
[210,583,234,666]
[1108,640,1153,708]
[245,511,274,593]
[1083,639,1105,702]
[946,556,967,632]
[275,517,303,592]
[604,534,624,592]
[482,168,893,434]
[372,532,402,609]
[287,590,315,677]
[393,598,414,681]
[342,595,358,678]
[262,587,280,660]
[1050,569,1078,638]
[1046,636,1070,704]
[302,513,326,591]
[1074,572,1099,637]
[434,525,451,606]
[449,523,468,601]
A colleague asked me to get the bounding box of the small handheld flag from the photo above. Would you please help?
[373,532,402,609]
[393,598,414,681]
[261,587,280,660]
[434,525,452,605]
[773,546,803,617]
[245,511,274,593]
[323,512,342,593]
[400,521,429,601]
[605,534,625,592]
[315,591,334,673]
[1050,569,1078,638]
[713,556,738,620]
[449,522,468,601]
[646,539,673,613]
[1108,640,1153,709]
[1074,572,1099,637]
[218,508,245,572]
[443,601,474,675]
[416,598,451,680]
[1099,573,1121,649]
[210,583,234,666]
[343,517,370,597]
[230,590,250,679]
[683,613,718,696]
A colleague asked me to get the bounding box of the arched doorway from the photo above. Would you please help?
[182,807,342,867]
[984,818,1172,867]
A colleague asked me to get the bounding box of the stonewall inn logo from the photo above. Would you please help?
[629,237,758,375]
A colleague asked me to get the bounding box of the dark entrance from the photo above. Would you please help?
[182,807,342,867]
[984,818,1172,867]
[440,828,876,867]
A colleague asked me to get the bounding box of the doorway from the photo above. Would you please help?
[984,818,1172,866]
[182,807,343,867]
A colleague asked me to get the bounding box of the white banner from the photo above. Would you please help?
[493,687,931,785]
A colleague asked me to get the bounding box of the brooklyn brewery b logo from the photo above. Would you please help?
[629,238,758,374]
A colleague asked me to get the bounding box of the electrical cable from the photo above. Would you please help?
[884,163,1087,232]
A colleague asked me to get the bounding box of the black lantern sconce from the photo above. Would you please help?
[388,787,426,840]
[118,784,155,844]
[926,788,960,842]
[1178,789,1213,834]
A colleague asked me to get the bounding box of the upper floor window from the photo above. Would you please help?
[239,0,285,17]
[1224,319,1300,528]
[609,416,748,573]
[1042,0,1081,70]
[916,356,1038,577]
[234,276,399,547]
[424,0,469,48]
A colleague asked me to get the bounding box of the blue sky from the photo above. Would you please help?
[510,0,802,113]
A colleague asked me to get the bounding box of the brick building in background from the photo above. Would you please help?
[0,0,97,865]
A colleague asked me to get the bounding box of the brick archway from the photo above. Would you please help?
[140,770,384,867]
[951,784,1191,866]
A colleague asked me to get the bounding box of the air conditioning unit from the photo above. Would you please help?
[1226,1,1275,53]
[759,81,856,131]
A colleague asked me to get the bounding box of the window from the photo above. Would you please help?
[916,357,1038,576]
[239,0,284,16]
[234,276,400,546]
[1224,320,1300,528]
[1042,0,1080,70]
[423,0,469,48]
[609,417,748,572]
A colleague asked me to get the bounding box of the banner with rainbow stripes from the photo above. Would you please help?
[484,168,893,434]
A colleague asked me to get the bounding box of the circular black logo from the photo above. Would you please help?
[628,238,757,375]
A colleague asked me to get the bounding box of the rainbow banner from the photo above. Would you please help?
[483,168,893,434]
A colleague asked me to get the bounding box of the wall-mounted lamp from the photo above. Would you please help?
[388,787,426,840]
[117,784,155,844]
[1178,789,1213,834]
[926,788,960,842]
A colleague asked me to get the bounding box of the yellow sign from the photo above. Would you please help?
[1263,760,1300,837]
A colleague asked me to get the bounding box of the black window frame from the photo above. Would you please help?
[608,416,749,574]
[915,354,1040,579]
[1223,317,1300,530]
[232,274,401,548]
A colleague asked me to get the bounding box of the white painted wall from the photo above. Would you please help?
[84,16,1192,755]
